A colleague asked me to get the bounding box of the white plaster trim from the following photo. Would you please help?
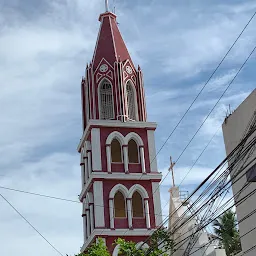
[78,120,157,151]
[93,181,105,227]
[151,182,162,227]
[123,59,136,74]
[106,131,125,145]
[147,130,157,172]
[91,66,96,119]
[125,79,139,121]
[109,15,117,59]
[109,184,129,198]
[125,132,143,146]
[127,199,132,228]
[123,146,129,173]
[129,184,149,199]
[91,128,102,171]
[80,229,156,252]
[94,58,114,74]
[112,245,121,256]
[79,172,162,201]
[92,21,104,66]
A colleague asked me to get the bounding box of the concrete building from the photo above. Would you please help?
[77,2,162,254]
[168,186,226,256]
[222,89,256,256]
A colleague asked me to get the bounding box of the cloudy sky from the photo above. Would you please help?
[0,0,255,255]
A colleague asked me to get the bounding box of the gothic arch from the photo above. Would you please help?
[98,78,115,120]
[125,80,138,121]
[106,131,125,145]
[112,244,121,256]
[129,184,149,199]
[125,132,143,146]
[109,184,129,199]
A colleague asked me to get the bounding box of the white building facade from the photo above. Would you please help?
[222,89,256,256]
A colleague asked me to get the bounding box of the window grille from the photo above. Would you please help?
[126,82,136,120]
[99,80,114,119]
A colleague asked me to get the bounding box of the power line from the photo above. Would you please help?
[0,185,167,218]
[150,10,256,164]
[0,192,64,256]
[143,121,256,254]
[0,186,80,203]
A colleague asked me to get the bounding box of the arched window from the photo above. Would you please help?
[126,82,136,120]
[128,139,139,163]
[114,191,126,218]
[132,191,144,217]
[111,139,122,163]
[99,80,114,120]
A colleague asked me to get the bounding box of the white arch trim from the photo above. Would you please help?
[112,244,120,256]
[106,131,143,146]
[125,132,144,146]
[106,131,125,145]
[98,77,115,120]
[125,79,139,121]
[109,184,129,198]
[129,184,149,199]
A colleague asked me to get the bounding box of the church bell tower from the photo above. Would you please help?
[78,3,162,255]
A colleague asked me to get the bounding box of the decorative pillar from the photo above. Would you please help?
[89,203,94,232]
[82,214,87,241]
[86,209,91,237]
[87,151,92,177]
[145,199,151,229]
[109,199,114,229]
[123,146,129,173]
[106,145,112,173]
[127,198,132,229]
[84,157,89,180]
[140,146,146,174]
[81,163,85,188]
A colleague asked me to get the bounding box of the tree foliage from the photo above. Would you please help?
[75,238,110,256]
[213,210,242,256]
[74,228,173,256]
[116,228,174,256]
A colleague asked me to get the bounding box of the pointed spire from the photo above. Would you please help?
[105,0,109,12]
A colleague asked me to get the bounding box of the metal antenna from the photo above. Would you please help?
[105,0,109,12]
[168,156,176,187]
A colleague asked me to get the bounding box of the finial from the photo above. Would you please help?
[168,156,176,187]
[105,0,109,12]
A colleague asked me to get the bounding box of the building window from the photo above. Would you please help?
[114,191,126,218]
[246,163,256,182]
[132,192,144,217]
[128,139,139,163]
[126,82,136,120]
[111,139,122,163]
[99,80,114,120]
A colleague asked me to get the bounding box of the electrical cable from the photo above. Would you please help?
[0,192,64,256]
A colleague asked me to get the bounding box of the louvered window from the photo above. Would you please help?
[99,80,114,119]
[126,82,136,120]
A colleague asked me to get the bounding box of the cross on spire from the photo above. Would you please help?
[168,156,176,187]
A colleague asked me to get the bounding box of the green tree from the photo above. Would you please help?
[75,229,173,256]
[213,210,242,256]
[75,238,110,256]
[116,228,174,256]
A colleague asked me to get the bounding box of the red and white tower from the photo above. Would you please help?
[78,3,162,255]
